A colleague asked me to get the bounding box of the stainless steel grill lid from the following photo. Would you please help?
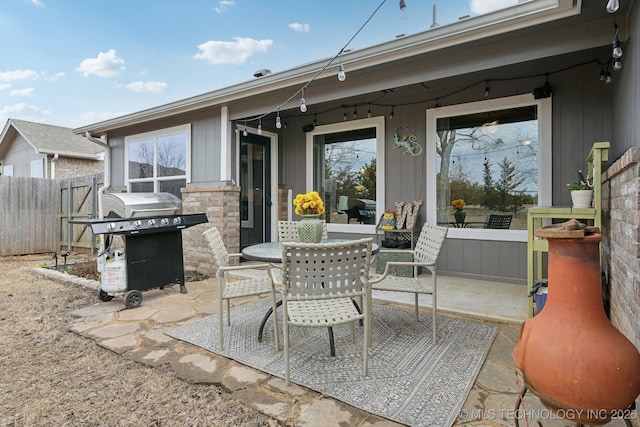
[102,192,182,218]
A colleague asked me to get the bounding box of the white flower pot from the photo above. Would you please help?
[571,190,593,208]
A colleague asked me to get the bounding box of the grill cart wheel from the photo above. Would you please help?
[124,290,143,308]
[97,287,114,302]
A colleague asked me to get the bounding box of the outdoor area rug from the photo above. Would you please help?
[166,298,498,427]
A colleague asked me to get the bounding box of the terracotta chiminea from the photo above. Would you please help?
[513,219,640,425]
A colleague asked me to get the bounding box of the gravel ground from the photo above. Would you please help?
[0,255,280,427]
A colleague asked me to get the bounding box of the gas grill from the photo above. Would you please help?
[77,192,208,308]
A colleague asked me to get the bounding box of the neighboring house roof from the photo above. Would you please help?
[0,119,104,160]
[72,0,615,136]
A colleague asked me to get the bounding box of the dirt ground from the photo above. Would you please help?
[0,255,279,427]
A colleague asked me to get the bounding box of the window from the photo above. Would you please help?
[306,117,385,232]
[125,124,190,198]
[3,164,13,176]
[426,94,551,241]
[31,159,44,178]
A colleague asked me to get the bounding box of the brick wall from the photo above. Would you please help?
[181,184,240,276]
[50,157,103,179]
[278,187,291,220]
[602,147,640,349]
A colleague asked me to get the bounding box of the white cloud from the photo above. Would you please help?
[194,37,273,65]
[0,102,50,123]
[289,23,310,33]
[43,71,66,81]
[124,81,167,93]
[0,69,38,83]
[470,0,519,14]
[0,84,10,91]
[76,49,125,78]
[214,0,234,13]
[10,88,35,97]
[31,0,44,6]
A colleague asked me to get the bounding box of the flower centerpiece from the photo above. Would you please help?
[451,198,466,224]
[567,179,593,208]
[293,191,325,242]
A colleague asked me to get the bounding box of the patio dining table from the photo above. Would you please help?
[241,238,379,356]
[241,238,379,263]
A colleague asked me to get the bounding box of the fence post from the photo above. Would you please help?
[67,179,72,252]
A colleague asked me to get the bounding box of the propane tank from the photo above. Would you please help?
[101,249,127,293]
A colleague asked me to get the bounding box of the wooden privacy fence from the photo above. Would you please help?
[0,173,102,256]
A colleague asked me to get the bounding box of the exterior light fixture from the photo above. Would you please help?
[300,88,308,113]
[612,38,623,59]
[613,58,622,71]
[337,63,346,81]
[606,0,619,13]
[275,113,282,129]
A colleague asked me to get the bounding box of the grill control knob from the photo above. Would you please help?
[133,220,142,228]
[161,218,169,226]
[148,219,157,227]
[173,217,182,225]
[107,223,116,231]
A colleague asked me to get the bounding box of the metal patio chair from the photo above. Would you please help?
[277,220,328,241]
[484,214,513,229]
[370,223,448,344]
[203,227,279,352]
[271,238,373,385]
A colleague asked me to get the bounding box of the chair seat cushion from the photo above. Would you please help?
[287,297,364,327]
[371,276,433,294]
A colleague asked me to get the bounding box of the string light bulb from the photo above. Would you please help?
[275,112,282,129]
[300,89,307,113]
[605,71,612,84]
[613,58,622,71]
[257,119,262,135]
[337,63,346,82]
[367,106,372,118]
[612,38,623,59]
[389,106,394,120]
[243,128,248,137]
[606,0,619,13]
[484,82,490,97]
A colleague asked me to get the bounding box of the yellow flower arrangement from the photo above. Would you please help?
[451,199,465,211]
[294,191,325,216]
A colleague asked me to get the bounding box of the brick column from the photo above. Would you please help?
[601,147,640,350]
[181,184,240,276]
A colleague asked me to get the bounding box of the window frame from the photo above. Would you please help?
[305,116,386,234]
[124,124,191,194]
[426,93,551,242]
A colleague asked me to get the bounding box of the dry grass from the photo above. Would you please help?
[0,256,278,427]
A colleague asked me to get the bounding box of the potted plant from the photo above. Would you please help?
[293,191,326,242]
[451,198,466,224]
[567,179,593,208]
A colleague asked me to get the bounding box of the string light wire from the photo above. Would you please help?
[245,0,390,127]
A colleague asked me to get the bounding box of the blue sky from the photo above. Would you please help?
[0,0,518,129]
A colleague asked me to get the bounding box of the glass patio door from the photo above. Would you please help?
[240,133,271,249]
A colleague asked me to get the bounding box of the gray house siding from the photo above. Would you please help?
[3,135,45,177]
[108,110,223,191]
